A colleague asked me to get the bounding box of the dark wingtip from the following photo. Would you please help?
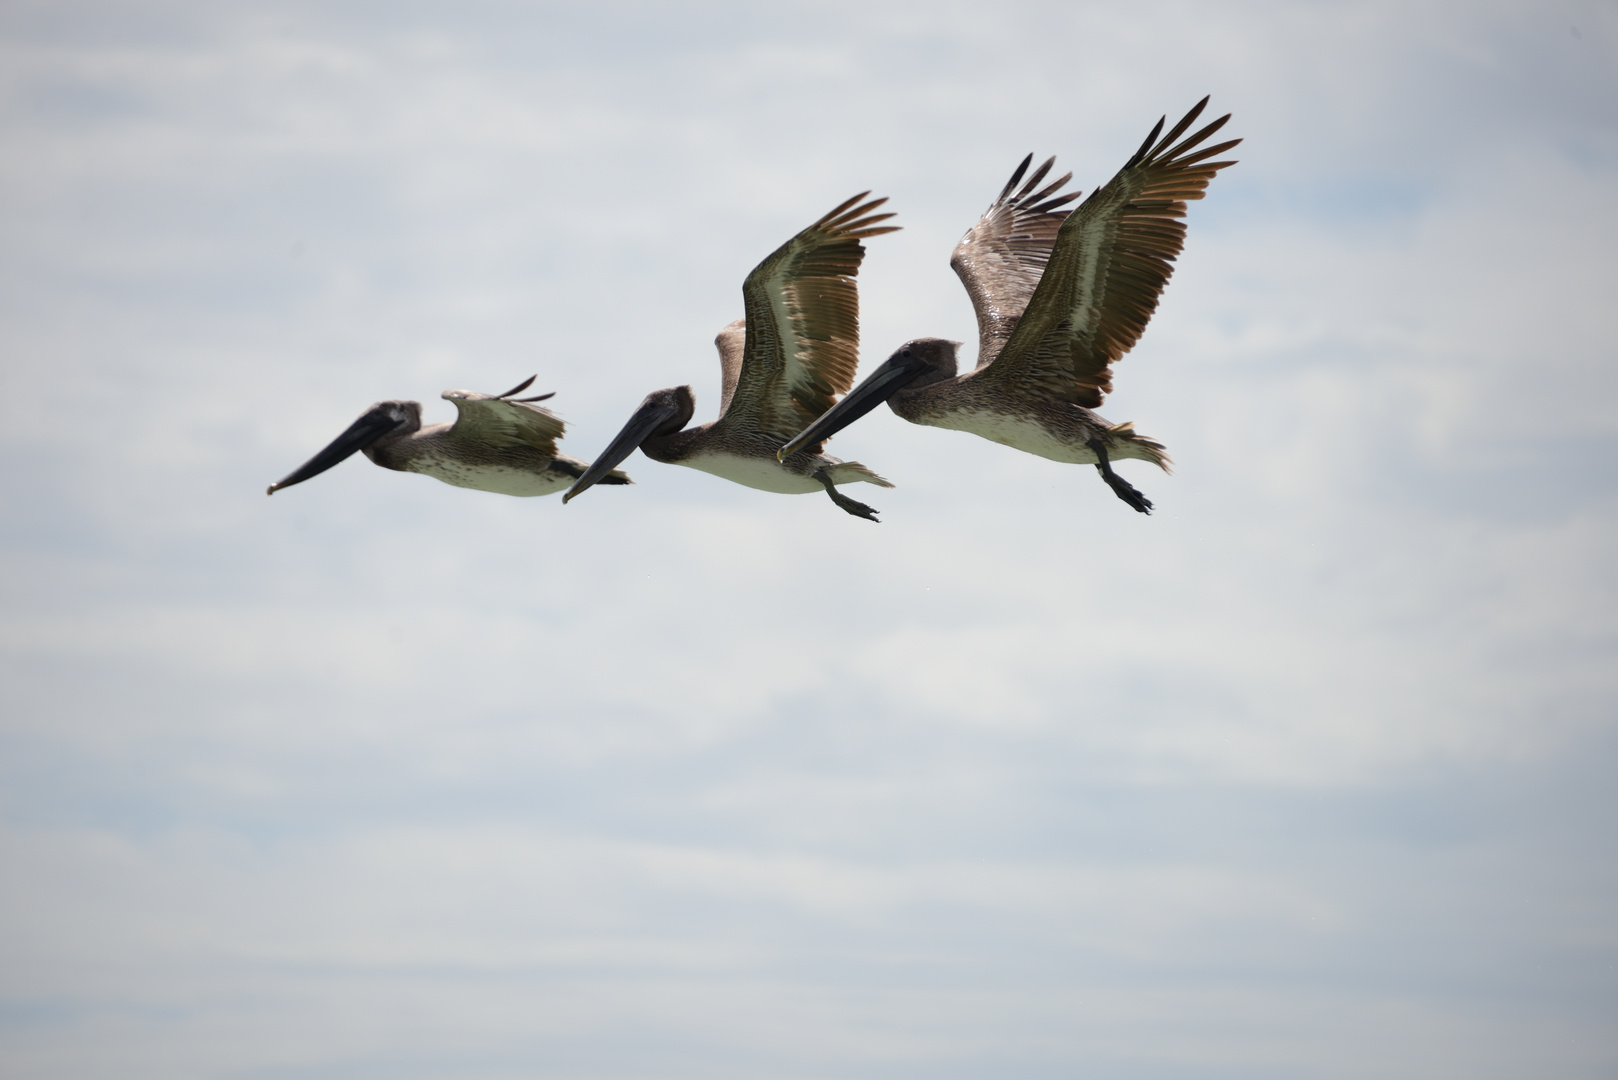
[816,191,872,230]
[996,154,1035,204]
[1016,156,1056,201]
[1126,116,1167,169]
[496,375,538,399]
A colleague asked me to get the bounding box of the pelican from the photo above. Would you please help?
[777,97,1240,514]
[561,193,899,521]
[266,376,629,497]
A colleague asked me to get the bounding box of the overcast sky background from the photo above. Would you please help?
[1,2,1615,1077]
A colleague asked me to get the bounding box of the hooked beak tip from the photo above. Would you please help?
[266,485,278,496]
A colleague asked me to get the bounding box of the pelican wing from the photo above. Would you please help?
[714,318,747,420]
[980,97,1240,407]
[721,193,899,439]
[951,155,1082,368]
[442,389,566,458]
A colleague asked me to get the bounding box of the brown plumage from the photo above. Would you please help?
[778,97,1241,514]
[266,376,631,498]
[564,193,902,520]
[981,96,1241,408]
[950,154,1083,369]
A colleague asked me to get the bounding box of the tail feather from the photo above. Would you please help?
[1108,422,1172,473]
[827,460,895,488]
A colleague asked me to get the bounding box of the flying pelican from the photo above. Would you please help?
[561,193,899,521]
[266,376,629,497]
[777,97,1240,514]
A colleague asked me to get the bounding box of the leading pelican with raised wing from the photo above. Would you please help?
[266,376,630,497]
[562,193,899,521]
[778,97,1240,514]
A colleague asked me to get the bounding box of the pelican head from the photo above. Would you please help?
[776,338,960,461]
[562,385,695,504]
[266,399,421,495]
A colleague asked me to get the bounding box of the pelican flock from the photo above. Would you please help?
[268,99,1237,522]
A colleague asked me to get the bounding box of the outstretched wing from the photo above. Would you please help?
[442,387,566,458]
[951,155,1082,369]
[720,193,899,439]
[979,97,1240,407]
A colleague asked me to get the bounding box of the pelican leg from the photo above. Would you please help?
[813,467,881,522]
[1086,438,1153,514]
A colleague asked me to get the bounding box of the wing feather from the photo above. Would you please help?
[979,97,1240,407]
[950,154,1082,368]
[721,193,899,438]
[442,388,566,458]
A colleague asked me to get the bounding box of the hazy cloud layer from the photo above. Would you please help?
[2,2,1615,1077]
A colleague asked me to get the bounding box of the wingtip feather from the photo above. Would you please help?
[1017,156,1057,201]
[495,374,537,399]
[1149,97,1210,160]
[1127,116,1167,169]
[815,191,871,229]
[997,154,1035,204]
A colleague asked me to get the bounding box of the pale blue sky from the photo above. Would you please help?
[2,2,1615,1077]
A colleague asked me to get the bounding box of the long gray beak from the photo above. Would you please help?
[267,406,402,495]
[562,398,679,504]
[776,354,926,462]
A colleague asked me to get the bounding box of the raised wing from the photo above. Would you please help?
[720,193,899,439]
[980,97,1240,407]
[714,318,747,420]
[441,377,566,458]
[951,155,1082,369]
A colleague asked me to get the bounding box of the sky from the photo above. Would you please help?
[1,1,1615,1077]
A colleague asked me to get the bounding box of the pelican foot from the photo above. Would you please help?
[1086,438,1153,515]
[1101,470,1153,513]
[814,468,881,522]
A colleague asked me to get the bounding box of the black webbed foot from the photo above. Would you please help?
[1086,438,1153,515]
[1100,469,1153,513]
[814,468,881,522]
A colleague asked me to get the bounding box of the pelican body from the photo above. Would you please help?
[779,98,1241,514]
[563,194,899,521]
[267,376,629,498]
